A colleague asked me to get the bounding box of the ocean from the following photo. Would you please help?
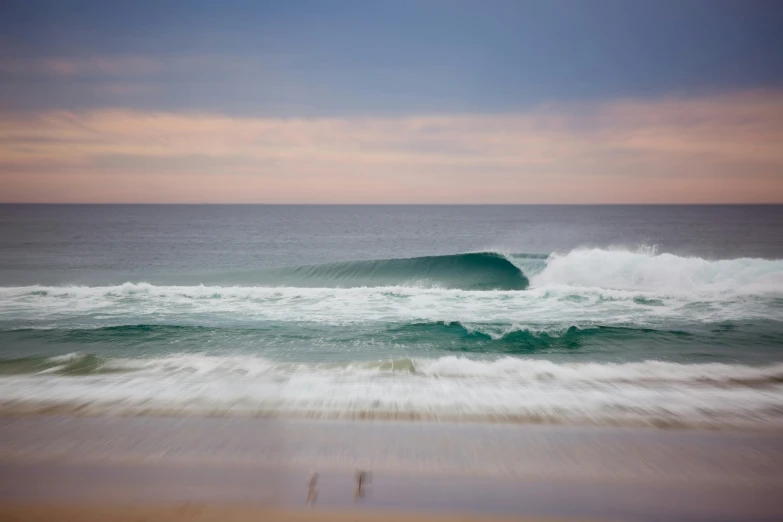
[0,204,782,429]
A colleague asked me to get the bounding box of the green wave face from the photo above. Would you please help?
[273,252,529,290]
[3,320,783,372]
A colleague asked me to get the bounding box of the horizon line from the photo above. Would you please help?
[1,202,782,206]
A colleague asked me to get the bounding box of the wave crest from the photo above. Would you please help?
[275,252,529,290]
[531,247,783,294]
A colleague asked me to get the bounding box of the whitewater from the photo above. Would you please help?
[1,245,782,429]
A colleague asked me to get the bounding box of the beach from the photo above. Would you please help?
[1,415,782,521]
[0,506,582,522]
[2,205,783,521]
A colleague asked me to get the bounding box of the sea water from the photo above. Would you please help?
[0,204,782,428]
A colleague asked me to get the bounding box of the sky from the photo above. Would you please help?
[1,0,782,204]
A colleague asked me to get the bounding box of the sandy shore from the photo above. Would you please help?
[0,416,781,521]
[0,505,584,522]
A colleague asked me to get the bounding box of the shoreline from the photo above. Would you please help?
[1,404,782,433]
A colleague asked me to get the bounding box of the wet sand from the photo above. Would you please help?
[0,416,782,521]
[0,505,583,522]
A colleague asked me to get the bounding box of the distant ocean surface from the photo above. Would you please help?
[1,204,782,428]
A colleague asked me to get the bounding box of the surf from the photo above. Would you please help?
[1,353,782,429]
[530,247,783,294]
[5,352,783,383]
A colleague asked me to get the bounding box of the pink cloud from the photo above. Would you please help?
[0,56,164,77]
[1,90,782,203]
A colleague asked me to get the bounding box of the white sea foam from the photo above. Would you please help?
[1,249,781,331]
[414,356,783,382]
[0,354,782,429]
[529,247,783,295]
[87,353,783,383]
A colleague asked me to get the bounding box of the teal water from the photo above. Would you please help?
[1,205,782,428]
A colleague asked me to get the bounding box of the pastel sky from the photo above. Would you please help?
[1,0,782,203]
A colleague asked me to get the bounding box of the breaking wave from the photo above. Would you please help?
[529,247,783,295]
[2,247,782,429]
[1,353,782,429]
[272,251,531,290]
[3,352,783,383]
[1,247,781,298]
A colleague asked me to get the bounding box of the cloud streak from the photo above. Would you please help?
[1,90,782,203]
[0,56,164,77]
